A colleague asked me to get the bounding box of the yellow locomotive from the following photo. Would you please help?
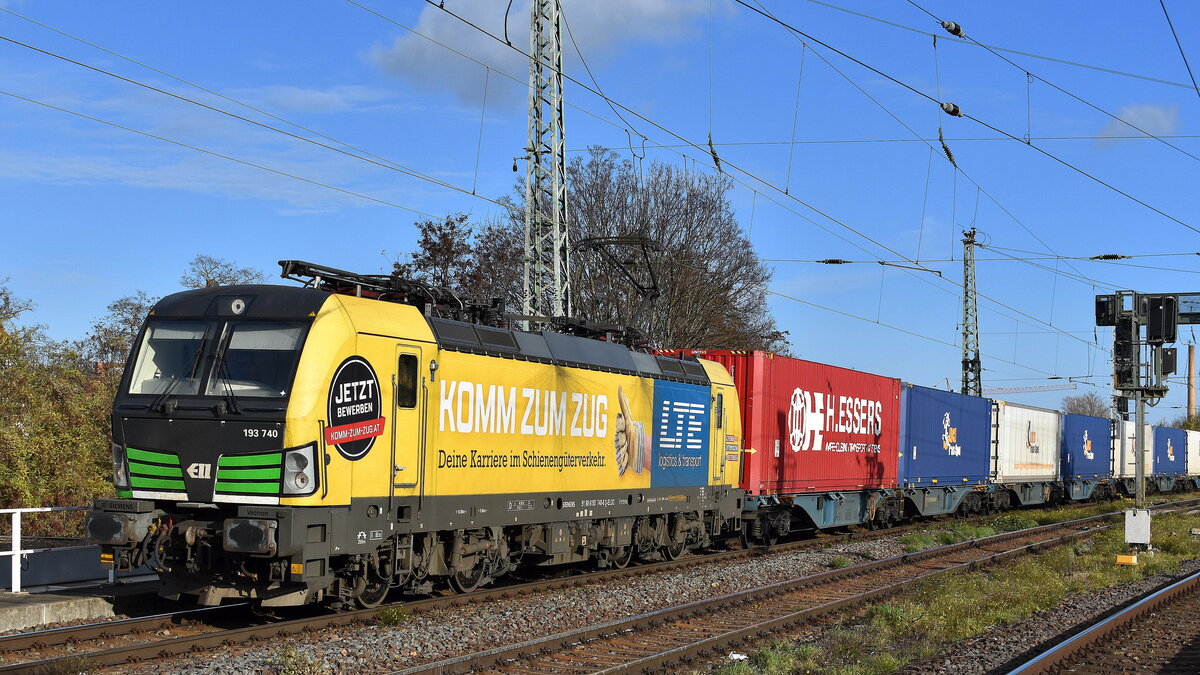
[87,262,743,608]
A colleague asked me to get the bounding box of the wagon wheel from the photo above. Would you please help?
[610,545,634,569]
[354,577,390,609]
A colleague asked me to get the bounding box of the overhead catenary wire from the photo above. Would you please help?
[0,33,509,210]
[1158,0,1200,103]
[745,0,1106,293]
[0,89,442,218]
[905,0,1200,165]
[731,0,1199,236]
[565,134,1200,151]
[766,289,1058,377]
[428,0,1117,358]
[796,0,1197,90]
[765,250,1199,265]
[406,0,945,277]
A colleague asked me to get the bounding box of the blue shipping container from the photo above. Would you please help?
[898,384,991,486]
[1060,414,1112,480]
[1153,426,1186,476]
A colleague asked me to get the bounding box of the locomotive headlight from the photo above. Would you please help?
[282,445,317,496]
[112,443,130,490]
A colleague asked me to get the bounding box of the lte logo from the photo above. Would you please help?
[187,462,213,479]
[1083,430,1094,461]
[1168,439,1176,462]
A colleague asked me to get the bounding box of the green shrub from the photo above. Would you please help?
[270,645,328,675]
[829,555,852,569]
[990,514,1037,532]
[899,533,936,552]
[376,605,410,626]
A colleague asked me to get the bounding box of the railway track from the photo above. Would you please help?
[396,517,1110,674]
[1010,568,1200,674]
[0,525,880,672]
[0,498,1190,673]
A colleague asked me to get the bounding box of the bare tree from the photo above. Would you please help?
[563,147,786,351]
[82,291,156,371]
[1061,391,1111,417]
[393,214,475,289]
[460,210,524,309]
[1163,413,1200,430]
[399,150,787,351]
[180,254,266,289]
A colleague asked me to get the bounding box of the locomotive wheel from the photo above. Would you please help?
[449,565,486,593]
[663,541,687,561]
[354,578,389,609]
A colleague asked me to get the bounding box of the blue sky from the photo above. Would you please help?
[1,1,1198,419]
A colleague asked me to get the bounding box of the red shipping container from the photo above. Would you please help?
[662,350,901,495]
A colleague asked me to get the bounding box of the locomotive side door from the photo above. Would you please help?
[391,346,424,499]
[711,387,727,486]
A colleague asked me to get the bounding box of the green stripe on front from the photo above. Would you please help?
[129,462,184,478]
[130,476,186,490]
[127,448,178,465]
[216,467,281,480]
[215,481,279,495]
[219,454,282,467]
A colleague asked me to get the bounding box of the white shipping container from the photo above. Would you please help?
[992,402,1060,482]
[1115,421,1154,479]
[1186,430,1200,477]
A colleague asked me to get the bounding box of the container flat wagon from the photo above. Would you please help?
[660,350,901,538]
[1153,426,1187,492]
[1060,413,1114,501]
[990,401,1061,506]
[897,384,992,518]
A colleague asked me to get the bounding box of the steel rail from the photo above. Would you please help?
[0,510,944,659]
[0,526,876,671]
[392,519,1100,674]
[1008,568,1200,674]
[0,603,243,654]
[396,499,1200,675]
[4,497,1195,672]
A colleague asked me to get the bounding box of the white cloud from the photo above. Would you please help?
[233,85,398,114]
[1095,103,1180,147]
[366,0,710,105]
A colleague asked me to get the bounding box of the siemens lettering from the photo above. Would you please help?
[438,380,609,438]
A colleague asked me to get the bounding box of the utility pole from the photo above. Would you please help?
[961,228,982,396]
[522,0,570,324]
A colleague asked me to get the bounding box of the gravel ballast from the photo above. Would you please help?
[123,534,906,674]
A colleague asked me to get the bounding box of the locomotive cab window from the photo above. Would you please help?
[397,354,418,409]
[127,320,211,395]
[205,322,305,398]
[716,393,724,429]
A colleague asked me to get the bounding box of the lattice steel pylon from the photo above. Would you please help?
[522,0,571,322]
[961,227,982,396]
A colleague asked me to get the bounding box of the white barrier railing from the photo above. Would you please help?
[0,506,90,593]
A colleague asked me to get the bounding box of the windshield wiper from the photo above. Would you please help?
[210,338,241,416]
[150,336,208,414]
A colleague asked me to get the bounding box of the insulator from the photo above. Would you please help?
[940,101,962,117]
[941,21,963,37]
[817,258,851,264]
[1090,253,1131,260]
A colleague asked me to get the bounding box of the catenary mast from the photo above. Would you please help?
[522,0,571,323]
